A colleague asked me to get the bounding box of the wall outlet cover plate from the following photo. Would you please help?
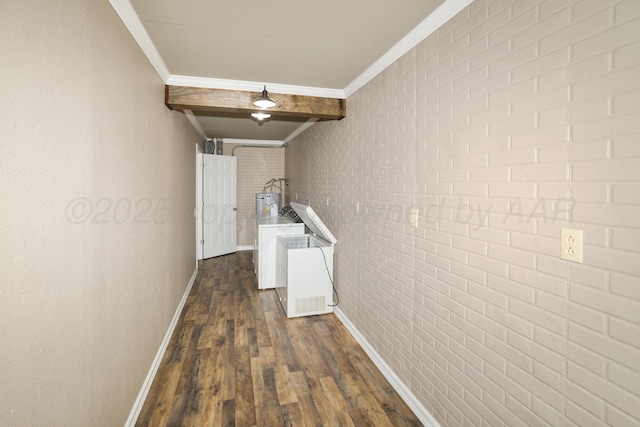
[560,228,584,264]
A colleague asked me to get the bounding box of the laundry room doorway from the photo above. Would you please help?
[199,154,237,259]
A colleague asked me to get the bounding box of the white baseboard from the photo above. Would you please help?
[333,307,440,427]
[125,266,199,427]
[124,271,437,426]
[237,245,255,251]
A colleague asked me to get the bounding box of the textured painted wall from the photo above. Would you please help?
[0,1,200,425]
[286,0,640,425]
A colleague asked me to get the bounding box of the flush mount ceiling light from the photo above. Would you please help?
[253,85,276,109]
[251,112,271,121]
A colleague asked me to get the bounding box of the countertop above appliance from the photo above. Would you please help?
[256,216,297,226]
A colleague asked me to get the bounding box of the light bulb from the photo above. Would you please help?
[251,112,271,121]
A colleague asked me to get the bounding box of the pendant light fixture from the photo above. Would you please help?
[251,112,271,121]
[253,85,276,109]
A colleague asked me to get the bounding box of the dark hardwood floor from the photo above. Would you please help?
[136,251,422,426]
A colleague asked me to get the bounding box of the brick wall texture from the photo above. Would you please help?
[223,143,285,247]
[285,0,640,425]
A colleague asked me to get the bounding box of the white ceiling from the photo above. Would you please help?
[111,0,472,142]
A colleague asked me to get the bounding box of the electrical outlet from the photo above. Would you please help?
[410,207,419,227]
[355,201,360,214]
[560,228,584,263]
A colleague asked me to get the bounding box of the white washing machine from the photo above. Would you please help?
[254,216,304,290]
[275,203,336,318]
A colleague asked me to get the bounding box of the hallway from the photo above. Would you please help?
[136,251,421,426]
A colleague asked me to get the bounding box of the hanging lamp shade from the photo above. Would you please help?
[253,85,276,109]
[251,112,271,121]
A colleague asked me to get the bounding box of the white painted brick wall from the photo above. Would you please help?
[285,0,640,425]
[222,144,284,247]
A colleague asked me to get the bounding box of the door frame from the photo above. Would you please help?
[196,149,203,261]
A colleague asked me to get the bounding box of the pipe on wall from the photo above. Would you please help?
[231,144,286,156]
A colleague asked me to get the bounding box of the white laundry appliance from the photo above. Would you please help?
[275,203,337,318]
[254,216,304,290]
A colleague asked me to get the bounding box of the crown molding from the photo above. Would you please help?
[110,0,474,139]
[166,75,345,99]
[344,0,474,97]
[169,0,475,99]
[108,0,170,82]
[111,0,473,98]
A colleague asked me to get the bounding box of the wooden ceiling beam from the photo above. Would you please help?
[165,85,346,120]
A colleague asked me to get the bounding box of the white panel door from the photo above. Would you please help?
[202,154,237,258]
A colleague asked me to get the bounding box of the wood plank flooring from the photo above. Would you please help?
[136,251,422,427]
